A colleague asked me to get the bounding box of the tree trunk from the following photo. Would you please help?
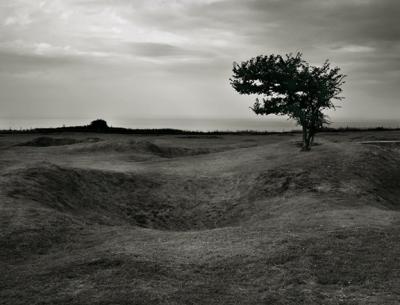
[309,129,315,146]
[301,126,311,151]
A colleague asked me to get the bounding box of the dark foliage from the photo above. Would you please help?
[230,52,346,150]
[89,119,109,131]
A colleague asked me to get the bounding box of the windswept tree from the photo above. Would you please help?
[230,53,346,150]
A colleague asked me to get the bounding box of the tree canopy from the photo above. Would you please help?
[230,53,346,150]
[89,119,109,131]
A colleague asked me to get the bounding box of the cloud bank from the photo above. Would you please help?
[1,0,399,125]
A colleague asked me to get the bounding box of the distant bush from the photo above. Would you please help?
[89,119,109,131]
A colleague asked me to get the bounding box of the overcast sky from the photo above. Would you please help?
[1,0,399,127]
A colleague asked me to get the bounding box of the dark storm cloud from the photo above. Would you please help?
[129,42,215,59]
[247,0,400,45]
[124,0,400,75]
[131,43,184,57]
[167,0,400,52]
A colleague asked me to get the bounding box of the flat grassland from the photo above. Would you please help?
[1,131,400,304]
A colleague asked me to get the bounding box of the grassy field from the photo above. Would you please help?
[1,130,400,304]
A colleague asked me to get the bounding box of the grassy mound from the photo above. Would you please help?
[71,140,213,158]
[1,132,400,305]
[17,136,83,147]
[4,141,399,231]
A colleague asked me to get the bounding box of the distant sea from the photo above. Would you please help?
[1,117,400,132]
